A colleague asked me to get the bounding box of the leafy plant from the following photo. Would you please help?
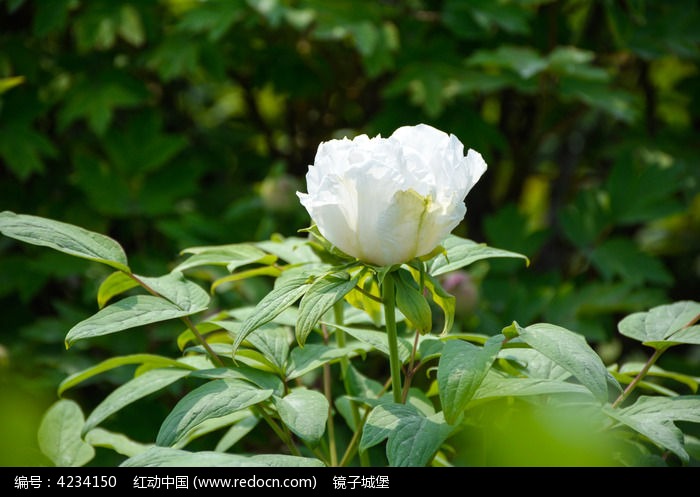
[2,210,698,467]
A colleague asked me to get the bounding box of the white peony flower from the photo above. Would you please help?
[297,123,487,267]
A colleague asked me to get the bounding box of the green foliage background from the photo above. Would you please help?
[0,0,698,465]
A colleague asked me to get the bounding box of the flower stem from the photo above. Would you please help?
[382,274,403,404]
[256,407,302,457]
[333,302,370,467]
[321,323,338,467]
[401,331,421,403]
[126,273,224,367]
[612,348,665,408]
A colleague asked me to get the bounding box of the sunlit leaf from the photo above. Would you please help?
[38,400,95,467]
[0,211,129,272]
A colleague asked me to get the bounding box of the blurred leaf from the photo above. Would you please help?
[121,446,323,467]
[468,46,547,79]
[558,78,639,123]
[590,237,673,286]
[0,123,56,180]
[606,159,685,225]
[484,204,550,259]
[443,0,533,37]
[38,400,95,467]
[0,75,25,94]
[548,46,609,81]
[58,72,148,135]
[102,112,187,175]
[558,189,611,248]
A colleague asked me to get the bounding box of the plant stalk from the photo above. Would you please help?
[127,273,224,367]
[382,274,403,404]
[322,323,338,467]
[612,348,664,408]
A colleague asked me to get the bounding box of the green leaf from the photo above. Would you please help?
[121,447,324,467]
[38,400,95,467]
[212,266,282,294]
[591,237,673,287]
[84,428,152,458]
[232,273,314,356]
[332,324,412,363]
[156,379,273,447]
[102,111,185,176]
[393,270,431,334]
[386,412,454,467]
[422,272,455,335]
[438,335,503,424]
[467,46,547,79]
[607,160,684,225]
[428,235,528,276]
[58,72,147,134]
[58,354,196,396]
[519,323,616,402]
[619,362,699,393]
[275,389,328,446]
[97,271,139,308]
[83,368,192,435]
[189,366,284,396]
[137,272,211,313]
[172,410,254,450]
[0,123,57,180]
[296,272,359,345]
[256,236,319,264]
[360,403,421,452]
[0,211,129,272]
[0,75,25,93]
[473,372,592,400]
[346,364,384,398]
[558,189,611,247]
[605,396,700,463]
[215,412,260,452]
[65,295,204,346]
[285,343,371,380]
[243,326,290,374]
[175,243,275,272]
[618,301,700,350]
